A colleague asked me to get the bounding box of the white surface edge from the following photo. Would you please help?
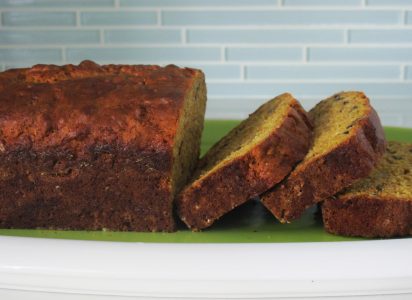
[0,236,411,297]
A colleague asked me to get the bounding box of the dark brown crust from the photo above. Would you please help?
[261,93,386,223]
[0,60,205,232]
[322,195,412,238]
[177,94,312,230]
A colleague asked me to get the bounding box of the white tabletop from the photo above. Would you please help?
[0,236,411,299]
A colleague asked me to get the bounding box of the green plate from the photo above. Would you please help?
[0,121,410,243]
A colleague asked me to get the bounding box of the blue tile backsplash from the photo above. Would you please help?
[119,0,278,7]
[0,0,115,8]
[81,12,157,26]
[226,47,303,62]
[245,65,401,80]
[163,10,401,26]
[66,47,222,63]
[104,29,182,44]
[0,30,100,44]
[0,0,410,126]
[0,48,61,62]
[187,29,344,44]
[308,47,412,62]
[2,12,77,26]
[349,29,412,43]
[284,0,362,5]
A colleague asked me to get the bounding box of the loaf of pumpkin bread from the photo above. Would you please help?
[261,91,386,223]
[177,93,312,230]
[0,60,207,232]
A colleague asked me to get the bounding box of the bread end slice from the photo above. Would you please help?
[322,141,412,238]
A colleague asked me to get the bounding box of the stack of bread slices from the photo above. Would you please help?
[178,91,411,238]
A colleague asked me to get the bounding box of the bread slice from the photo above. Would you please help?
[322,141,412,238]
[261,91,386,223]
[177,93,312,230]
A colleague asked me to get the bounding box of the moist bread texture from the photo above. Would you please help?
[322,141,412,238]
[261,91,386,223]
[177,93,312,231]
[0,60,207,232]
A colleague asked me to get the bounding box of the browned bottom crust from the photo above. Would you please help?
[322,196,412,238]
[261,105,386,223]
[177,99,312,231]
[0,147,175,232]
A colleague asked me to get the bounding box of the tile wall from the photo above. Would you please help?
[0,0,411,125]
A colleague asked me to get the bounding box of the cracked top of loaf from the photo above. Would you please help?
[0,60,203,156]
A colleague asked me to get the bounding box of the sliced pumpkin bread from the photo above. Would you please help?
[177,93,312,230]
[322,141,412,238]
[261,91,386,223]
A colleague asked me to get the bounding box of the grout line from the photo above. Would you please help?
[157,9,162,26]
[402,10,407,25]
[100,29,105,45]
[178,25,407,29]
[0,27,107,31]
[401,65,411,82]
[0,6,409,12]
[401,65,406,80]
[206,96,412,100]
[240,64,246,81]
[61,47,66,63]
[221,47,226,62]
[75,10,80,27]
[127,6,408,11]
[1,24,411,30]
[1,25,93,29]
[344,29,349,43]
[4,43,412,48]
[361,0,366,7]
[20,59,401,67]
[181,28,186,44]
[302,46,308,63]
[204,79,408,83]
